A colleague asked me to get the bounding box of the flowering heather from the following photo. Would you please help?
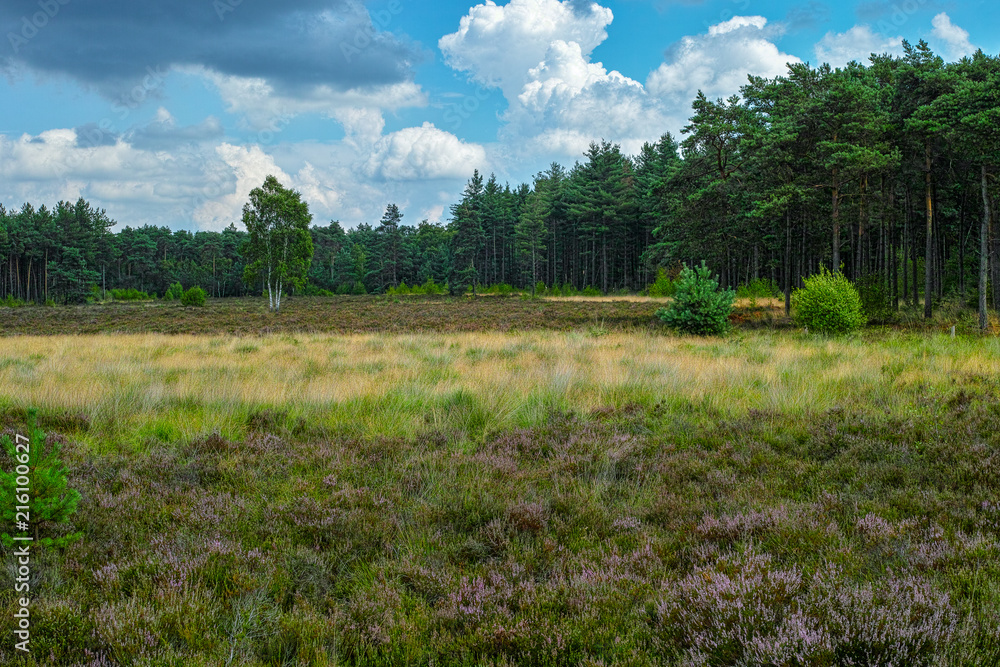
[1,328,999,664]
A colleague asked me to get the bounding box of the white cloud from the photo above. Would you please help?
[442,3,799,163]
[931,13,975,60]
[186,65,426,132]
[439,0,614,100]
[814,25,904,68]
[647,16,798,105]
[364,122,487,181]
[191,143,292,230]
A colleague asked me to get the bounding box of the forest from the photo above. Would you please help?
[2,41,999,318]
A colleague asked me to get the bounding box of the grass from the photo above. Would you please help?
[0,298,999,664]
[0,296,663,336]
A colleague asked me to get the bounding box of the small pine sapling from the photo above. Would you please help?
[1,410,83,548]
[655,262,735,336]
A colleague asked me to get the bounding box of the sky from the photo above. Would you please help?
[0,0,995,232]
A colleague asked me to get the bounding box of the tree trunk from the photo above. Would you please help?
[832,172,841,272]
[924,141,934,319]
[784,210,791,316]
[980,165,990,332]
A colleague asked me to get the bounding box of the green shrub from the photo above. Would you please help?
[648,268,676,297]
[655,262,735,336]
[534,281,547,296]
[737,277,781,300]
[351,281,367,295]
[792,267,865,334]
[582,285,603,296]
[301,283,334,296]
[1,295,26,308]
[110,288,154,301]
[180,286,207,307]
[45,299,56,308]
[164,282,184,301]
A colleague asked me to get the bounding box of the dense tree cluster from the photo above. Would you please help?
[3,41,1000,324]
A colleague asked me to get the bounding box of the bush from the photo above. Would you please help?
[655,262,735,336]
[792,267,865,334]
[351,281,367,295]
[534,281,547,296]
[164,282,184,301]
[180,286,207,307]
[110,288,154,301]
[737,278,781,300]
[582,285,603,296]
[301,283,334,296]
[648,268,676,297]
[1,295,26,308]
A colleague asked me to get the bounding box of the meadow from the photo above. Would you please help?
[1,296,999,665]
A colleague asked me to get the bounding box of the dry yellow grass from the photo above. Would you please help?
[1,330,997,445]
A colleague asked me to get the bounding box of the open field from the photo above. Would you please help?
[0,296,671,337]
[0,299,999,665]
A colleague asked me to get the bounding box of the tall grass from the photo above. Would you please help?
[1,330,996,444]
[1,329,999,665]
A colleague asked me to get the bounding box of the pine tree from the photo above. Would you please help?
[1,410,82,549]
[450,171,486,295]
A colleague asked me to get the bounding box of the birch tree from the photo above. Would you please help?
[241,175,313,312]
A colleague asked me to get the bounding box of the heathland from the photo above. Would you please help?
[0,295,999,665]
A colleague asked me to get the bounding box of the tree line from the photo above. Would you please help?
[3,40,1000,324]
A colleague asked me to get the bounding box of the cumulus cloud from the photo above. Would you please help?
[439,0,614,100]
[814,25,904,68]
[364,123,488,181]
[442,2,800,161]
[647,16,798,104]
[931,13,975,59]
[191,144,292,230]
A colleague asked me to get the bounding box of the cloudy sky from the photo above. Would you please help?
[0,0,993,231]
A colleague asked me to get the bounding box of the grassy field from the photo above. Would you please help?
[1,297,999,665]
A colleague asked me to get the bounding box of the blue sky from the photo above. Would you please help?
[1,0,995,231]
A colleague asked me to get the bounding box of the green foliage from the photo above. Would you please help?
[300,283,334,297]
[164,282,184,301]
[241,175,314,312]
[110,288,154,301]
[535,281,547,296]
[655,262,735,335]
[647,268,676,297]
[792,267,866,334]
[2,295,26,307]
[180,286,207,307]
[0,409,82,548]
[44,299,56,308]
[582,286,603,296]
[351,281,368,295]
[736,278,781,300]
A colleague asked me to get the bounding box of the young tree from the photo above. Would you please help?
[241,175,314,312]
[1,410,82,548]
